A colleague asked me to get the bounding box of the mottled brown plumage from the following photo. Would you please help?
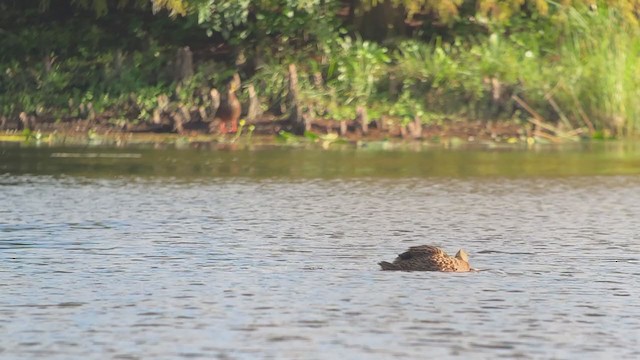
[215,74,241,134]
[379,245,470,272]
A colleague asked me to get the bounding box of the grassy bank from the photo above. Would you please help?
[1,2,639,141]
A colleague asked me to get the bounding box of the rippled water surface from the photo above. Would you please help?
[1,145,640,359]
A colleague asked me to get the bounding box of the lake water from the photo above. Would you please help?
[1,144,640,359]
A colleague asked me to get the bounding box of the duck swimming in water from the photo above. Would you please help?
[379,245,470,272]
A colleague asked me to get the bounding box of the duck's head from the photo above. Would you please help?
[455,249,469,263]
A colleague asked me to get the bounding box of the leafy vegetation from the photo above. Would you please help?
[2,1,640,139]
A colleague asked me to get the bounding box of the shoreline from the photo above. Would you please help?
[1,117,576,149]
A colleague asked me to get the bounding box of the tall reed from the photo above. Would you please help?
[553,6,640,135]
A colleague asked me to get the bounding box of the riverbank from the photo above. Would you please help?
[0,115,551,149]
[3,2,638,141]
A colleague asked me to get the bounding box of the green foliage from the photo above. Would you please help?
[4,0,640,138]
[37,0,188,16]
[192,0,250,40]
[303,131,320,141]
[389,91,427,124]
[277,130,298,143]
[324,36,391,106]
[544,6,640,134]
[362,0,640,27]
[192,0,339,48]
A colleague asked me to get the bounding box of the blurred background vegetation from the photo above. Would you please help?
[2,0,640,138]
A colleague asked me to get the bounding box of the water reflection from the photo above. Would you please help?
[3,141,640,178]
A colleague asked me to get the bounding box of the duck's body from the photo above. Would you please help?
[215,75,241,134]
[379,245,470,272]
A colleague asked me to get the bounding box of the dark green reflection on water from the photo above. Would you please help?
[2,142,640,178]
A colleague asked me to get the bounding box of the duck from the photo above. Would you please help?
[379,245,470,272]
[215,74,241,134]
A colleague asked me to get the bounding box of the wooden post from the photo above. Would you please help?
[388,74,399,98]
[407,115,422,139]
[179,105,191,123]
[377,116,387,131]
[87,102,96,122]
[414,116,422,139]
[152,109,161,124]
[313,72,324,87]
[209,88,220,116]
[78,104,88,119]
[247,84,262,122]
[153,94,169,124]
[174,47,193,83]
[173,112,184,134]
[19,112,30,130]
[43,54,54,74]
[198,106,207,123]
[114,50,124,77]
[304,105,314,132]
[356,106,368,135]
[207,88,220,133]
[288,64,305,135]
[400,124,408,139]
